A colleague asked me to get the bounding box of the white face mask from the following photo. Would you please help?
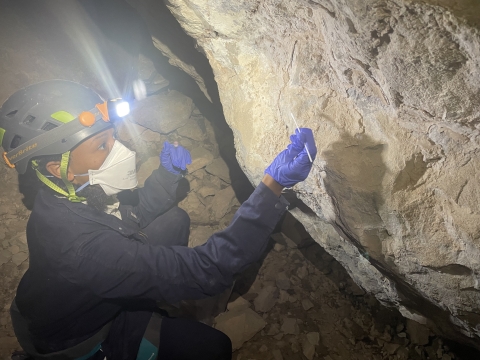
[76,140,138,196]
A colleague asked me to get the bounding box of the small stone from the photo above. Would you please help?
[398,332,407,338]
[396,323,405,333]
[442,355,452,360]
[267,324,280,336]
[384,342,400,355]
[274,243,285,252]
[192,169,207,180]
[302,299,314,311]
[227,295,251,312]
[177,120,206,142]
[187,147,215,173]
[296,265,308,279]
[281,317,300,335]
[0,253,9,266]
[259,344,268,352]
[273,333,284,340]
[12,252,28,266]
[302,338,316,360]
[205,157,231,183]
[254,286,278,313]
[278,290,289,304]
[197,187,217,198]
[214,308,266,350]
[288,295,297,303]
[9,245,19,255]
[188,226,215,248]
[272,349,283,360]
[137,156,160,187]
[406,319,430,345]
[276,272,291,290]
[306,332,320,346]
[211,186,236,220]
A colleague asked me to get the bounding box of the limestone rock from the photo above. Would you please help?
[301,299,314,311]
[205,158,231,184]
[227,295,250,312]
[281,317,300,335]
[253,285,278,313]
[187,147,215,173]
[214,307,266,350]
[178,192,210,225]
[302,335,317,360]
[197,187,216,198]
[406,319,430,345]
[177,120,206,142]
[136,156,159,187]
[272,349,283,360]
[132,90,193,134]
[161,0,480,349]
[11,252,28,266]
[188,226,215,248]
[211,186,236,220]
[275,272,291,291]
[115,120,145,146]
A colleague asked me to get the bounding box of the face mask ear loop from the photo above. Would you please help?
[59,152,86,203]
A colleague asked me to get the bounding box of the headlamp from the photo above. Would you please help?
[78,98,130,127]
[108,99,130,119]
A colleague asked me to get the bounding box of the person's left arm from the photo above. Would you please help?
[123,142,191,228]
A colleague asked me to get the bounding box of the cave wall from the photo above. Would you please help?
[134,0,480,348]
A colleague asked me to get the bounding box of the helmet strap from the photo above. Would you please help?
[32,152,86,203]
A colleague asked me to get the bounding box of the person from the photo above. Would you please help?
[0,80,317,360]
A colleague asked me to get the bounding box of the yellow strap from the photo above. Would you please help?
[32,154,86,203]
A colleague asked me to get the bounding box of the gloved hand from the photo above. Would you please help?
[265,128,317,187]
[160,141,192,175]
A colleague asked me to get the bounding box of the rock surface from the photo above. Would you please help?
[155,0,480,348]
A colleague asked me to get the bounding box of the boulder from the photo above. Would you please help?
[160,0,480,349]
[132,90,193,134]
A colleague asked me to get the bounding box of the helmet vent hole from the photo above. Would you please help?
[23,115,36,125]
[6,110,18,117]
[10,135,21,149]
[41,122,58,131]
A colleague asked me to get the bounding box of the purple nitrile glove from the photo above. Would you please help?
[160,141,192,175]
[264,128,317,187]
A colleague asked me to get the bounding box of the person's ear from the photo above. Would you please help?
[45,161,75,181]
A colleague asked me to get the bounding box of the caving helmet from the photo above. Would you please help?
[0,80,128,202]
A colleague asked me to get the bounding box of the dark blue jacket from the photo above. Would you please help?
[15,166,289,359]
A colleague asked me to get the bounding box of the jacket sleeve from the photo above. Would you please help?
[63,182,289,304]
[126,166,181,228]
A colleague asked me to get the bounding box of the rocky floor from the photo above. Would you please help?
[222,225,465,360]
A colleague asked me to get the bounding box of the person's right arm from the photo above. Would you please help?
[65,128,316,303]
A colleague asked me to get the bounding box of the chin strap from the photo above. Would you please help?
[32,152,86,203]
